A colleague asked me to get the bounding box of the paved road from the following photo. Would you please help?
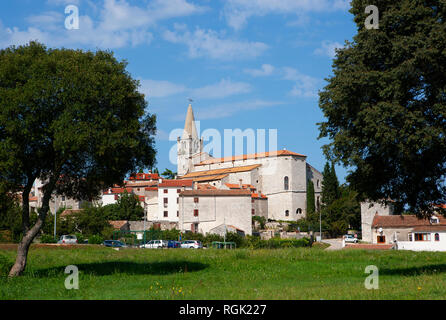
[321,238,344,250]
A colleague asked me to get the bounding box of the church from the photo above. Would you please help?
[176,104,322,235]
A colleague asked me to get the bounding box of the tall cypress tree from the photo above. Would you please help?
[307,179,316,218]
[321,162,340,207]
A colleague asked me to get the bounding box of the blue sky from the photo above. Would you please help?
[0,0,357,182]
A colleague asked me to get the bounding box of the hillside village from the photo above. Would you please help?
[22,104,446,252]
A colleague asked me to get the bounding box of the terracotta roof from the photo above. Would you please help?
[185,174,229,182]
[29,196,38,202]
[60,209,82,217]
[145,187,158,191]
[251,193,267,199]
[412,225,446,232]
[180,164,261,179]
[195,150,306,166]
[372,215,446,228]
[129,173,160,180]
[225,183,256,190]
[109,220,129,230]
[138,195,145,202]
[197,184,217,190]
[125,181,158,187]
[180,190,252,197]
[106,187,133,194]
[159,179,194,188]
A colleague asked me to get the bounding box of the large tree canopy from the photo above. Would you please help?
[0,42,157,276]
[318,0,446,216]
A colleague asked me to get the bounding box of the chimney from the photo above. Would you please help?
[239,179,243,188]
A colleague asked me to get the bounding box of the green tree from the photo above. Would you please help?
[321,162,340,207]
[103,191,144,221]
[321,185,361,237]
[161,168,177,179]
[0,42,157,276]
[306,179,316,219]
[318,0,446,216]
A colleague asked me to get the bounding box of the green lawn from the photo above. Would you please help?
[1,245,446,299]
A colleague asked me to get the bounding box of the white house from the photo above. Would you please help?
[157,179,194,222]
[397,224,446,252]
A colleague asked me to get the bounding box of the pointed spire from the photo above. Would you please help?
[182,103,198,140]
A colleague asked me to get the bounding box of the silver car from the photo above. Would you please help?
[344,234,358,243]
[140,240,167,249]
[57,235,78,244]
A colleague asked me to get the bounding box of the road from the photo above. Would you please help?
[321,238,344,250]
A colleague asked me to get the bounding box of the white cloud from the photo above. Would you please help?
[314,40,343,58]
[282,67,320,98]
[194,99,284,120]
[0,0,206,49]
[192,78,251,99]
[139,78,251,100]
[243,64,275,77]
[139,79,187,98]
[163,27,268,60]
[223,0,350,30]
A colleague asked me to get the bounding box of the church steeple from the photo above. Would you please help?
[182,103,198,140]
[177,103,202,176]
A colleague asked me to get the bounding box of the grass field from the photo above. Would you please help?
[1,245,446,299]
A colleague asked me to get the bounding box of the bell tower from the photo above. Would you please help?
[177,103,201,176]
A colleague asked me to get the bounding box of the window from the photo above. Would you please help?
[377,235,386,243]
[284,176,289,190]
[194,197,199,203]
[177,198,179,204]
[408,234,413,241]
[177,211,179,217]
[252,209,255,215]
[296,208,302,214]
[414,233,431,241]
[164,189,168,194]
[435,233,440,241]
[285,210,289,217]
[194,209,199,217]
[177,189,181,193]
[61,196,66,201]
[164,198,168,204]
[163,211,168,217]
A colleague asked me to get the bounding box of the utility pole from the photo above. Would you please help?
[319,208,322,242]
[53,195,57,240]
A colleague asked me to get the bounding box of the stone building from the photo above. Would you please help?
[178,189,253,235]
[177,104,323,222]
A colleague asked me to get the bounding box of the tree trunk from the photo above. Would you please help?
[8,219,44,277]
[9,175,57,277]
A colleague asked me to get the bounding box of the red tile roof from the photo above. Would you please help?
[145,187,158,191]
[129,173,160,180]
[251,193,267,199]
[180,190,252,197]
[372,215,446,228]
[109,220,129,230]
[197,184,217,190]
[29,196,38,202]
[225,183,256,190]
[107,187,133,194]
[196,150,306,166]
[159,179,194,188]
[412,225,446,232]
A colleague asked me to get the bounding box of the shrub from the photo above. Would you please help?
[88,234,104,244]
[0,254,13,277]
[40,234,57,243]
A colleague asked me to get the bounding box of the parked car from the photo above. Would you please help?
[167,240,181,248]
[344,234,358,243]
[103,240,126,248]
[140,240,168,249]
[181,240,203,249]
[57,235,78,244]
